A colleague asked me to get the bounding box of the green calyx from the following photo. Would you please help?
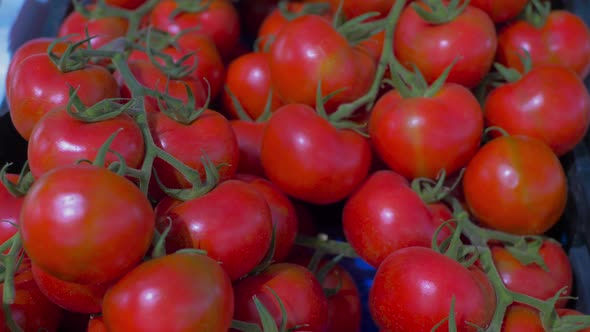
[169,0,213,19]
[412,0,470,25]
[522,0,552,29]
[0,162,34,198]
[390,57,458,99]
[278,0,331,21]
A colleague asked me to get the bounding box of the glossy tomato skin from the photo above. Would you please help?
[343,170,451,267]
[235,174,298,263]
[102,252,234,332]
[232,263,329,332]
[149,0,240,60]
[260,104,372,205]
[20,164,155,284]
[230,120,266,177]
[31,264,111,314]
[158,180,273,280]
[394,2,497,88]
[8,54,119,140]
[497,11,590,79]
[27,107,145,178]
[463,135,567,235]
[87,316,107,332]
[221,52,283,120]
[469,0,528,23]
[102,0,145,9]
[269,15,376,112]
[492,240,573,308]
[369,247,496,332]
[485,65,590,156]
[0,258,63,332]
[0,174,24,251]
[369,84,483,180]
[58,7,129,50]
[502,305,590,332]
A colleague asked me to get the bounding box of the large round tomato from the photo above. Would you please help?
[20,164,155,284]
[102,252,234,332]
[369,247,496,332]
[463,135,567,235]
[469,0,528,23]
[58,6,129,50]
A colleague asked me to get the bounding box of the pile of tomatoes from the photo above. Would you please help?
[2,0,590,331]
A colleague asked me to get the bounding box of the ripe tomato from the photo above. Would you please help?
[0,174,23,252]
[0,258,63,332]
[157,179,273,280]
[221,52,282,120]
[502,305,590,332]
[8,54,119,140]
[497,10,590,79]
[149,0,240,60]
[232,263,329,332]
[394,1,497,88]
[31,264,111,314]
[102,252,234,332]
[469,0,528,23]
[323,0,396,19]
[58,7,129,50]
[27,107,145,178]
[484,65,590,156]
[102,0,146,9]
[343,170,451,267]
[230,120,266,177]
[20,164,155,284]
[269,15,376,112]
[369,247,496,332]
[368,83,483,180]
[87,316,107,332]
[260,104,372,205]
[463,135,567,235]
[492,240,573,308]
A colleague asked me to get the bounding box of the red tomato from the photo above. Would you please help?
[463,135,567,235]
[31,264,111,314]
[492,240,573,308]
[8,54,120,140]
[502,305,590,332]
[260,104,372,205]
[484,65,590,156]
[20,164,155,284]
[58,7,129,50]
[102,252,234,332]
[103,0,146,9]
[343,170,451,267]
[232,263,329,332]
[27,107,145,178]
[128,33,225,100]
[0,258,63,332]
[369,247,496,332]
[469,0,528,23]
[0,174,23,251]
[149,0,240,60]
[235,174,298,263]
[221,52,282,120]
[269,15,376,112]
[368,83,483,180]
[157,180,273,280]
[497,10,590,79]
[87,316,107,332]
[230,120,266,177]
[394,1,497,88]
[323,0,396,19]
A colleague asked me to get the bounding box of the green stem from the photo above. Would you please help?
[294,234,358,259]
[2,233,23,332]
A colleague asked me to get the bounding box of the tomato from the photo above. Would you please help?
[260,104,372,205]
[369,247,496,332]
[157,179,273,281]
[235,174,298,263]
[230,120,266,177]
[502,305,590,332]
[462,135,567,235]
[221,52,282,120]
[484,65,590,156]
[116,60,208,111]
[323,0,396,19]
[102,252,234,332]
[147,109,238,198]
[0,174,23,252]
[269,15,376,112]
[27,107,145,178]
[232,263,329,332]
[469,0,528,23]
[87,316,107,332]
[31,264,111,314]
[492,239,573,308]
[368,83,483,180]
[8,54,120,140]
[343,170,451,267]
[149,0,240,60]
[20,164,155,284]
[0,258,63,332]
[128,33,225,100]
[58,6,129,50]
[394,1,497,88]
[103,0,146,9]
[497,10,590,79]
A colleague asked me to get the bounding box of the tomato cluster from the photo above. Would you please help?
[2,0,590,331]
